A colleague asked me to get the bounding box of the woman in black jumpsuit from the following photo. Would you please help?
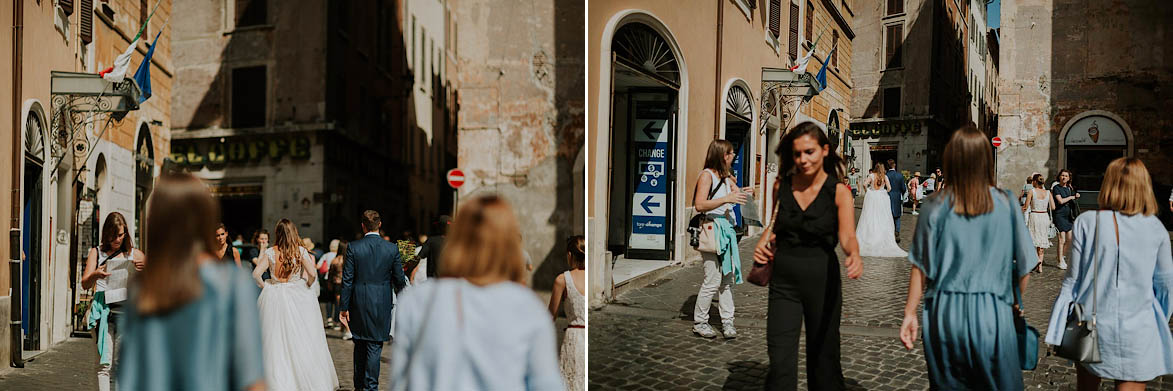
[753,122,864,390]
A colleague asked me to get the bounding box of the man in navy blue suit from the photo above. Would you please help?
[339,210,407,391]
[885,159,907,243]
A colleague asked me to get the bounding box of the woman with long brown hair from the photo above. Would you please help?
[1045,158,1173,391]
[251,218,339,390]
[751,122,863,390]
[1052,168,1079,270]
[897,125,1037,389]
[115,173,264,390]
[390,195,564,390]
[80,211,145,391]
[1023,172,1057,273]
[690,139,751,339]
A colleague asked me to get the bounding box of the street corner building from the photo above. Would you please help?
[995,0,1173,224]
[847,0,997,176]
[0,0,174,366]
[448,0,585,294]
[587,0,856,307]
[169,0,458,245]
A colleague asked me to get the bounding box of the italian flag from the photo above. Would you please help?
[98,1,162,83]
[789,31,824,75]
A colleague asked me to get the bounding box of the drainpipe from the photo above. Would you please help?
[10,0,25,368]
[713,0,724,139]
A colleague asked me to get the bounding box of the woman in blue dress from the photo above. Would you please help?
[898,125,1038,390]
[1051,169,1079,269]
[117,173,265,391]
[1045,158,1173,391]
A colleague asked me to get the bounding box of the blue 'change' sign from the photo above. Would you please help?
[629,116,669,250]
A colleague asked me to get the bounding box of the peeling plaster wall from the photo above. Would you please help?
[995,0,1053,190]
[450,0,584,291]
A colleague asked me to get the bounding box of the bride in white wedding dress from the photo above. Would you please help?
[252,219,339,391]
[855,163,909,258]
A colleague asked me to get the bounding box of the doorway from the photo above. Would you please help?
[606,22,681,261]
[21,110,46,351]
[219,195,264,250]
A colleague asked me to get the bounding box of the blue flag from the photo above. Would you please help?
[132,29,163,104]
[814,44,837,92]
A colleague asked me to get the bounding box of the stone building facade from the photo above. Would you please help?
[848,0,978,176]
[587,0,855,306]
[449,0,584,292]
[997,0,1172,223]
[0,0,172,365]
[170,0,454,244]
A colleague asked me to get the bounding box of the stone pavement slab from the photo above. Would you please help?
[591,206,1173,390]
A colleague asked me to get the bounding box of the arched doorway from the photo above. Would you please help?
[1059,111,1133,209]
[21,103,47,350]
[134,125,155,250]
[605,20,681,261]
[724,83,753,231]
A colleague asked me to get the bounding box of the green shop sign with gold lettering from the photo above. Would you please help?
[171,136,312,167]
[849,120,923,137]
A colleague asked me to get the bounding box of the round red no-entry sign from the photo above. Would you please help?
[991,137,1003,147]
[447,169,466,189]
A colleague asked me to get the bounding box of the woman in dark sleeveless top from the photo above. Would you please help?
[753,122,863,390]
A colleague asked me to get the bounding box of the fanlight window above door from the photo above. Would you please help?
[726,86,753,121]
[26,113,45,163]
[613,23,680,86]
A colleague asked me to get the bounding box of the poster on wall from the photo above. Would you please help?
[629,99,671,251]
[1064,116,1127,146]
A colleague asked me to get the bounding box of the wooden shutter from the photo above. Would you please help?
[140,0,147,30]
[832,30,839,68]
[60,0,74,15]
[769,0,781,38]
[888,0,903,15]
[805,1,813,43]
[788,2,799,59]
[80,0,93,43]
[886,25,903,68]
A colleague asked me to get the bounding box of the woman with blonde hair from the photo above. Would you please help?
[1046,158,1173,391]
[115,173,264,390]
[690,139,751,339]
[390,195,564,390]
[251,219,339,390]
[898,125,1037,389]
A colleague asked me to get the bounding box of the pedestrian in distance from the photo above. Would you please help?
[1045,158,1173,391]
[1020,173,1038,207]
[885,159,907,243]
[339,210,408,391]
[898,124,1038,390]
[909,171,923,215]
[752,122,863,390]
[548,235,586,391]
[116,173,264,391]
[389,195,565,390]
[249,229,270,278]
[413,215,451,283]
[924,173,938,197]
[215,223,243,269]
[251,219,339,390]
[1023,173,1056,273]
[320,239,340,327]
[691,139,751,339]
[80,212,146,391]
[1052,169,1080,270]
[330,241,351,338]
[855,162,909,258]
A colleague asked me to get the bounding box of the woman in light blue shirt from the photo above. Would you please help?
[117,173,265,391]
[1046,158,1173,390]
[390,195,564,390]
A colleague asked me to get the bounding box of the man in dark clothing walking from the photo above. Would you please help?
[416,215,451,278]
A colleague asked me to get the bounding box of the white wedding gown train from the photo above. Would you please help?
[856,187,909,258]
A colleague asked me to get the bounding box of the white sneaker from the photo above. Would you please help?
[693,323,717,339]
[1059,261,1068,270]
[911,211,919,215]
[342,332,353,340]
[722,321,738,339]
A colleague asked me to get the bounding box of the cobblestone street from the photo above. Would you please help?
[589,204,1173,390]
